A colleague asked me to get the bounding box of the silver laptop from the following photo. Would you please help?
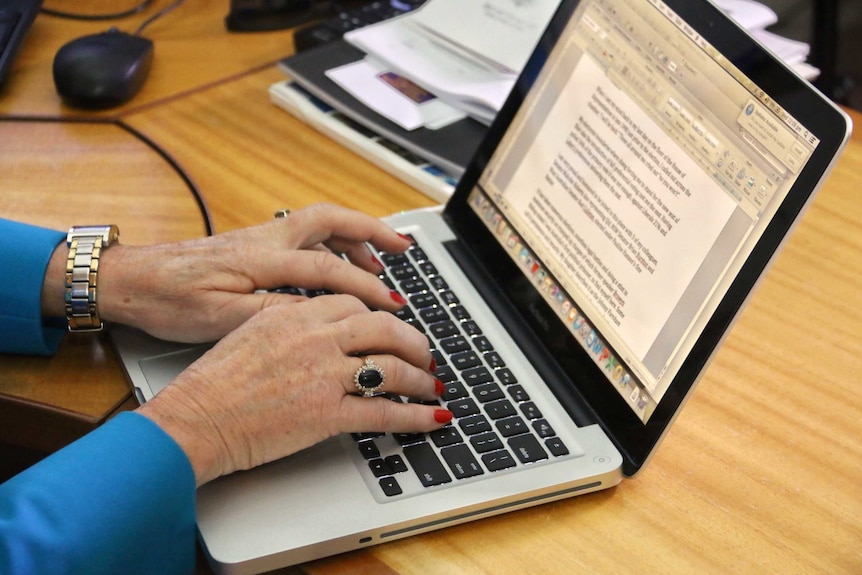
[112,0,851,573]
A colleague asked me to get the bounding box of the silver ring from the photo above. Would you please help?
[354,357,386,397]
[274,209,291,218]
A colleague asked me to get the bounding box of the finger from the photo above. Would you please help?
[346,354,442,401]
[264,251,404,311]
[336,241,385,275]
[335,311,432,368]
[337,396,453,435]
[282,203,412,255]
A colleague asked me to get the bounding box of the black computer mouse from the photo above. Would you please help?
[52,28,154,110]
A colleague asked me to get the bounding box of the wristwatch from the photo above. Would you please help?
[65,225,119,332]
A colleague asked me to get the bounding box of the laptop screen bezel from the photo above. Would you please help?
[443,0,850,476]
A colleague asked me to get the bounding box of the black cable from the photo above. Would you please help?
[41,1,157,21]
[0,116,215,237]
[117,118,214,236]
[133,0,187,36]
[41,0,188,38]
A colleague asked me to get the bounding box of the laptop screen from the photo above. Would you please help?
[452,0,841,428]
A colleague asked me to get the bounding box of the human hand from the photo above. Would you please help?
[137,295,450,486]
[94,203,412,342]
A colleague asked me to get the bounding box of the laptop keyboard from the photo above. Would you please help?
[349,236,581,498]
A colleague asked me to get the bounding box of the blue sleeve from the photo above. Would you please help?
[0,412,197,575]
[0,218,67,355]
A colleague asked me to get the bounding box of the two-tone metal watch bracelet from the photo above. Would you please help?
[65,225,119,332]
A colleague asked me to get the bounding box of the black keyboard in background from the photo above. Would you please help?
[294,0,425,52]
[0,0,42,86]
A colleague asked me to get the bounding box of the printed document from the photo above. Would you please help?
[345,0,561,122]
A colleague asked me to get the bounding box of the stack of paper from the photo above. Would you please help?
[327,0,817,133]
[328,0,561,130]
[714,0,818,79]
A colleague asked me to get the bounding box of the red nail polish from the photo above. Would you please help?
[371,254,384,269]
[434,378,444,396]
[397,233,413,243]
[434,409,453,424]
[429,357,437,372]
[390,291,407,306]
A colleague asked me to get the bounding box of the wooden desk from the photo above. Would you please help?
[1,2,860,573]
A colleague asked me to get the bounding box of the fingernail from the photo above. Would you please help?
[434,378,444,396]
[429,357,437,372]
[434,409,453,424]
[397,233,413,243]
[390,290,407,306]
[371,254,384,269]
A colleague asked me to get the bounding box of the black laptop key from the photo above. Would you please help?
[431,348,446,367]
[483,351,506,369]
[434,364,457,383]
[399,277,428,294]
[473,382,505,403]
[393,306,416,323]
[429,426,463,448]
[439,335,470,354]
[496,368,518,385]
[418,261,438,276]
[508,435,548,464]
[420,306,450,323]
[429,276,449,291]
[520,402,543,420]
[470,432,504,453]
[458,414,492,435]
[441,444,484,479]
[408,245,427,262]
[472,335,493,353]
[390,263,418,280]
[394,432,426,446]
[447,398,480,418]
[410,292,438,308]
[352,431,384,441]
[461,320,482,336]
[462,366,493,386]
[533,419,556,438]
[429,320,459,339]
[485,399,517,420]
[450,350,481,370]
[379,476,403,497]
[496,416,529,437]
[482,449,517,472]
[450,305,471,321]
[439,290,460,306]
[404,443,451,487]
[508,384,530,402]
[441,380,468,401]
[385,454,409,473]
[369,458,393,477]
[545,437,570,457]
[357,439,380,460]
[381,253,408,266]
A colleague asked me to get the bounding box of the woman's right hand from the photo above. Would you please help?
[137,294,450,486]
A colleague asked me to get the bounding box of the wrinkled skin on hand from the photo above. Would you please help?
[138,295,447,486]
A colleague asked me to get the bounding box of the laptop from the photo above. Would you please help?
[111,0,851,573]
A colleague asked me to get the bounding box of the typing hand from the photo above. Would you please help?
[137,295,449,485]
[96,203,412,343]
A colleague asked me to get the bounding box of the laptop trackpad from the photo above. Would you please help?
[138,345,211,397]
